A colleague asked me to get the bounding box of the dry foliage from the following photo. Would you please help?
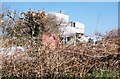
[2,32,120,78]
[0,9,120,78]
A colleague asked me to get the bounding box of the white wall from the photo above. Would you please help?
[60,22,85,37]
[68,21,85,34]
[75,22,85,33]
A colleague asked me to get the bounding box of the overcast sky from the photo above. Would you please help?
[2,2,118,36]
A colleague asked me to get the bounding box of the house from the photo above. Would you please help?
[60,21,85,44]
[46,11,88,45]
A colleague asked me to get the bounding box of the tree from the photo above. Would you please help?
[19,10,46,37]
[1,9,64,38]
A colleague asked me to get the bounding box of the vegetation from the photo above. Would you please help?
[0,9,120,79]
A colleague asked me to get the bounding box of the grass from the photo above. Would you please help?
[1,70,120,79]
[84,70,120,79]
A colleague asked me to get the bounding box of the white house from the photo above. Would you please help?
[60,21,85,37]
[60,21,85,44]
[45,11,86,44]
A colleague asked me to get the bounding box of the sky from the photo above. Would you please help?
[2,2,118,36]
[1,0,119,2]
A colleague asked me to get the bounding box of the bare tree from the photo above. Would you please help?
[17,10,64,37]
[1,9,64,38]
[45,13,64,34]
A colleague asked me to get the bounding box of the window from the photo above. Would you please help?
[73,22,75,27]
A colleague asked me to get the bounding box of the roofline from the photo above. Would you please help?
[45,11,69,16]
